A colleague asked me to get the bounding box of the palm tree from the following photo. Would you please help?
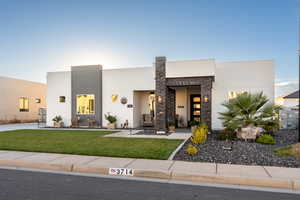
[219,92,280,132]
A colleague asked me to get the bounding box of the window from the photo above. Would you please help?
[19,97,29,112]
[76,94,95,114]
[228,91,247,99]
[59,96,66,103]
[35,98,41,103]
[193,97,201,102]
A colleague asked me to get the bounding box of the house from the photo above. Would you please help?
[282,90,299,108]
[46,57,274,132]
[0,76,46,124]
[279,90,299,129]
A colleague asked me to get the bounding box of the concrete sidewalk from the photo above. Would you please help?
[0,150,299,190]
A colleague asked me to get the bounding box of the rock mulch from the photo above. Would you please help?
[173,129,300,168]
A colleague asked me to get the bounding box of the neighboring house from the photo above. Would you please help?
[0,76,46,124]
[47,57,274,132]
[282,90,299,108]
[280,90,299,129]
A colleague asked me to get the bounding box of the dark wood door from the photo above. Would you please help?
[190,95,201,122]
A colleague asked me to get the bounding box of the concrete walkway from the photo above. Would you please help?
[0,123,39,132]
[0,150,299,190]
[105,131,191,140]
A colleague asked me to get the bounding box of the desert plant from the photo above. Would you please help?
[185,144,198,156]
[190,122,208,144]
[189,120,199,127]
[218,92,280,131]
[105,113,117,123]
[52,116,62,123]
[256,134,276,145]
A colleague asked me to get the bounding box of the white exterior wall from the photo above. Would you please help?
[0,77,46,123]
[102,67,155,128]
[166,59,215,78]
[212,60,275,129]
[46,71,72,126]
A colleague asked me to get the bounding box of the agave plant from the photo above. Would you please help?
[218,92,280,131]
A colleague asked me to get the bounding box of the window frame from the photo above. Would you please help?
[76,94,95,115]
[19,97,29,112]
[59,96,66,103]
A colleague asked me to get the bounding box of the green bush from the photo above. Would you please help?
[104,113,117,123]
[216,129,236,140]
[256,134,276,145]
[218,92,281,131]
[189,120,199,127]
[190,122,208,144]
[52,116,62,122]
[185,144,198,156]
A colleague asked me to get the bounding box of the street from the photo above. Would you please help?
[0,168,298,200]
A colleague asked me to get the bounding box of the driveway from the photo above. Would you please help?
[0,123,39,132]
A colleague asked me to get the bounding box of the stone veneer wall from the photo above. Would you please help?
[166,77,214,130]
[155,56,214,132]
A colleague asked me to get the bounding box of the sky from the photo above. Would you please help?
[0,0,299,96]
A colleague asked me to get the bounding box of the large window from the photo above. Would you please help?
[76,94,95,114]
[19,97,29,112]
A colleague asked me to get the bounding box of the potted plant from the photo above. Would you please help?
[168,121,176,133]
[52,115,63,128]
[189,120,199,133]
[105,112,117,129]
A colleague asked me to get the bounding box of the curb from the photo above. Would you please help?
[0,159,299,190]
[168,137,190,160]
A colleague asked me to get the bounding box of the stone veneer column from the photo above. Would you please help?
[201,80,212,130]
[166,88,176,125]
[155,56,167,133]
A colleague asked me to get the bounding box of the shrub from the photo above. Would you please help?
[256,134,276,145]
[218,92,281,131]
[190,122,208,144]
[105,113,117,123]
[52,116,62,123]
[189,120,199,127]
[216,129,236,140]
[185,144,198,156]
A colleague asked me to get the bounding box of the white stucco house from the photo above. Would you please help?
[46,57,274,132]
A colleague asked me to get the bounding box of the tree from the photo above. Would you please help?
[218,92,280,132]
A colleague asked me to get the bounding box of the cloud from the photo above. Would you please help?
[275,79,299,97]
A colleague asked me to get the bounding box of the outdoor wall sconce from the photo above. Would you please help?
[111,94,118,102]
[158,96,163,103]
[120,97,128,104]
[204,96,209,103]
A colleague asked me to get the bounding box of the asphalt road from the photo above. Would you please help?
[0,168,299,200]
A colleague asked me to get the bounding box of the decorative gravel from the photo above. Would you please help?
[173,129,300,168]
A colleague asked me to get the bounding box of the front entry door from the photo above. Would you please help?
[190,95,201,122]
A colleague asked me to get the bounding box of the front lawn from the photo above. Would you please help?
[0,130,182,160]
[274,143,300,158]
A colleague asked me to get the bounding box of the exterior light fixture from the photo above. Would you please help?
[158,96,163,103]
[111,94,118,102]
[204,96,209,102]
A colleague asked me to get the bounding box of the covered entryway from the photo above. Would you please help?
[154,56,214,133]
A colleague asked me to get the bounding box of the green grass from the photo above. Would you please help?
[273,143,300,158]
[0,129,183,160]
